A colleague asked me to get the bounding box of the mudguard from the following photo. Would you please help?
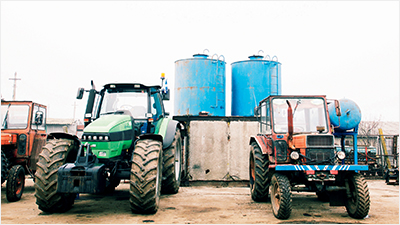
[162,120,179,149]
[139,133,163,143]
[249,135,272,155]
[47,132,81,147]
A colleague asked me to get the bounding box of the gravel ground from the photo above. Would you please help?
[1,178,398,224]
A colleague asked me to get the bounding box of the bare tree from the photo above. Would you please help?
[358,117,381,147]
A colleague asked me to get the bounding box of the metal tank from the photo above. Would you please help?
[174,52,226,116]
[328,98,362,131]
[231,54,282,116]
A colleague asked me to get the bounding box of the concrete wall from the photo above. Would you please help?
[185,119,258,181]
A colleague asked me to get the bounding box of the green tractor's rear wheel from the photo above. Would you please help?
[35,139,77,213]
[161,128,182,194]
[270,173,292,219]
[6,165,25,202]
[249,142,270,202]
[129,139,162,214]
[345,173,370,219]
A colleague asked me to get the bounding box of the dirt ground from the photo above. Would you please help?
[1,178,399,224]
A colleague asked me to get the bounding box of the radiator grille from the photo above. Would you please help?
[306,148,335,164]
[307,135,334,147]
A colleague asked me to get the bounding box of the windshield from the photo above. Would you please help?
[1,104,30,129]
[100,91,149,118]
[272,97,328,133]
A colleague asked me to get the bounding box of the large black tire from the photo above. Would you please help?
[1,151,9,185]
[345,173,370,219]
[6,165,25,202]
[249,142,270,202]
[316,191,330,202]
[161,128,182,194]
[129,139,162,214]
[270,173,292,219]
[34,139,77,213]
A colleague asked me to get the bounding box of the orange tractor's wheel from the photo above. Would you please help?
[345,173,370,219]
[270,173,292,219]
[249,142,270,202]
[6,165,25,202]
[1,151,9,185]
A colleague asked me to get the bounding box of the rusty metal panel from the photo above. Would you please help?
[227,121,258,181]
[187,119,258,181]
[188,120,228,180]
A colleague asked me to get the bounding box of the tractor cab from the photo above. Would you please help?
[250,95,370,220]
[254,95,337,165]
[1,100,47,202]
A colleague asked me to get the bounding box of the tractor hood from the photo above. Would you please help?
[81,114,135,159]
[84,114,132,134]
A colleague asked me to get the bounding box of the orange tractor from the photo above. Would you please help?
[1,100,47,201]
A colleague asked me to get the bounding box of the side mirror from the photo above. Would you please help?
[162,91,170,101]
[34,111,44,125]
[254,106,260,116]
[77,87,84,99]
[334,100,342,117]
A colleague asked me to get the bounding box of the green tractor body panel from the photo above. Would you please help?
[154,118,170,139]
[82,114,133,159]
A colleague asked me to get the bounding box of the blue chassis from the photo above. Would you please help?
[275,164,368,171]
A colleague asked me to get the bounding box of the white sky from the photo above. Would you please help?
[1,1,399,122]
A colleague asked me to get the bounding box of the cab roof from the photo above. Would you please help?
[103,83,161,90]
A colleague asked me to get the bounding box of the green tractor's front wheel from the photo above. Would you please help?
[129,139,163,214]
[35,139,77,213]
[162,128,182,194]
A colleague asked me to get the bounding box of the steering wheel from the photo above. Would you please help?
[119,104,134,111]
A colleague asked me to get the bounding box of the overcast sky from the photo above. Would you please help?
[1,1,399,122]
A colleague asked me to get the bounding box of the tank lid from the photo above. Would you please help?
[193,54,209,59]
[248,55,263,60]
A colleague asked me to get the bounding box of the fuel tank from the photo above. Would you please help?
[328,98,361,131]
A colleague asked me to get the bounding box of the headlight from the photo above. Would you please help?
[337,151,346,160]
[290,151,300,160]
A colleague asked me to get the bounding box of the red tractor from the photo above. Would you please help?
[1,100,47,201]
[249,95,370,219]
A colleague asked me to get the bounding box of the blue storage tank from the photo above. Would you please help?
[231,55,282,116]
[328,98,361,131]
[174,53,226,116]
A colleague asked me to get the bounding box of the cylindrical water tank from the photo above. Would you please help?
[328,98,361,131]
[174,53,226,116]
[231,55,282,116]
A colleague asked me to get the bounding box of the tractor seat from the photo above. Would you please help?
[131,106,147,118]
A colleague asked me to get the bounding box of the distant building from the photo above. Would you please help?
[46,118,84,138]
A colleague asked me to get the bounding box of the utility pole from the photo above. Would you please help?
[72,101,77,120]
[9,72,21,100]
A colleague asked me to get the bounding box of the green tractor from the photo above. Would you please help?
[34,77,183,214]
